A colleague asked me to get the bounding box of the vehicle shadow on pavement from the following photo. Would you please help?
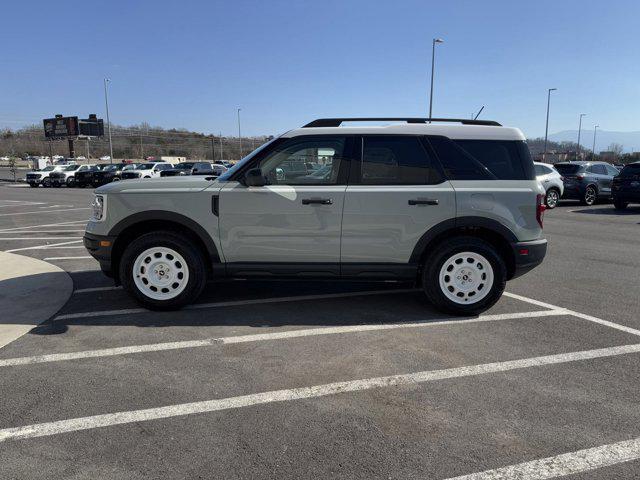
[571,207,640,215]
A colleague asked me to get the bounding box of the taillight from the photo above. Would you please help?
[536,194,546,228]
[576,174,585,182]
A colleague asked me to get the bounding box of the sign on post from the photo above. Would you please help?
[43,116,79,139]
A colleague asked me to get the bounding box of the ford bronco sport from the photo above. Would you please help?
[84,118,547,315]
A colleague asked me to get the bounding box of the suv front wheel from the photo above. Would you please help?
[119,231,207,310]
[422,236,506,315]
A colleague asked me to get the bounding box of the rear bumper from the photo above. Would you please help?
[510,239,547,279]
[84,233,117,277]
[612,189,640,202]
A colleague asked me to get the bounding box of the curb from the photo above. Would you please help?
[0,252,73,349]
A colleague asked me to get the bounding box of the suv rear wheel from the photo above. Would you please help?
[422,236,506,315]
[545,188,560,209]
[119,231,207,310]
[581,185,597,206]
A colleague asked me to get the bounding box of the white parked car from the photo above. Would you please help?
[48,164,95,187]
[534,162,564,209]
[120,162,173,179]
[100,156,112,161]
[26,165,65,187]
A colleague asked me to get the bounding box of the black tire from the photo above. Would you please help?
[580,185,597,206]
[545,188,560,209]
[613,200,628,210]
[66,177,75,187]
[119,231,207,310]
[422,236,507,316]
[42,178,51,187]
[29,183,38,188]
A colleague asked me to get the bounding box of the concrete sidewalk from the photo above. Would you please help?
[0,252,73,348]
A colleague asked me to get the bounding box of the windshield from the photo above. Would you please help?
[554,164,583,175]
[136,164,154,170]
[217,137,279,181]
[41,166,55,171]
[102,165,118,171]
[63,165,80,171]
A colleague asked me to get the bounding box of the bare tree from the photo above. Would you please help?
[607,143,624,157]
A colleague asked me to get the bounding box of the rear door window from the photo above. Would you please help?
[358,136,442,185]
[591,164,607,175]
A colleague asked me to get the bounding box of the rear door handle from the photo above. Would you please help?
[302,198,333,205]
[408,199,439,206]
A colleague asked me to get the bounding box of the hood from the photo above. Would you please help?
[96,175,221,194]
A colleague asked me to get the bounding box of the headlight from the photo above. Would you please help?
[91,194,106,222]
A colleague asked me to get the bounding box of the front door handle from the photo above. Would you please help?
[302,198,333,205]
[408,199,439,206]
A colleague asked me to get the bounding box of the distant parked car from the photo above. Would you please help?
[26,165,65,187]
[121,162,172,179]
[160,162,215,177]
[611,162,640,210]
[214,160,234,168]
[75,165,103,188]
[49,164,95,187]
[534,162,564,209]
[100,156,111,161]
[554,161,620,205]
[92,164,136,186]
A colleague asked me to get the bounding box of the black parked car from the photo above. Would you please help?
[75,165,102,188]
[92,164,137,186]
[554,161,620,205]
[160,162,214,177]
[612,162,640,210]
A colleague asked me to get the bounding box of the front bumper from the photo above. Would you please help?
[84,232,117,277]
[510,239,547,279]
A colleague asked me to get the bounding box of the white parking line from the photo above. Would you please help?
[0,220,87,232]
[4,230,86,233]
[0,207,89,217]
[74,285,122,293]
[0,202,46,208]
[505,292,640,337]
[43,256,93,261]
[1,343,638,443]
[6,240,83,253]
[445,437,640,480]
[0,237,82,240]
[0,310,564,368]
[54,289,421,320]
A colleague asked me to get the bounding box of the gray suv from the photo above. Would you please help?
[84,118,547,315]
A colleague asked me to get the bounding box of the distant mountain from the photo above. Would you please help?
[548,130,640,153]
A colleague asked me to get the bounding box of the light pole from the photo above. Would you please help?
[428,38,444,119]
[103,79,114,163]
[237,108,243,159]
[543,88,557,163]
[592,125,599,159]
[576,113,586,160]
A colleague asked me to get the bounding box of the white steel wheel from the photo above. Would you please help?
[438,251,494,305]
[132,247,190,301]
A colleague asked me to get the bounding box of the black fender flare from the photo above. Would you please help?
[108,210,220,262]
[409,216,518,264]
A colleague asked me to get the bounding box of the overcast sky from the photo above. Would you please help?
[2,0,639,138]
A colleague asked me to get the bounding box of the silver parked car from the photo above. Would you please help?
[84,117,547,316]
[534,162,564,209]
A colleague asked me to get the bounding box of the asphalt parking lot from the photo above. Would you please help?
[1,182,639,479]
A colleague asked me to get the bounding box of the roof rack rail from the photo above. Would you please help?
[302,118,502,128]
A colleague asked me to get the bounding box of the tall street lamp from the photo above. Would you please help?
[103,78,114,164]
[543,88,557,163]
[237,108,243,159]
[592,125,599,159]
[576,113,586,160]
[428,38,444,119]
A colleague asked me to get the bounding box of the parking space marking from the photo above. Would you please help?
[42,256,93,261]
[0,310,563,368]
[0,202,46,208]
[4,230,86,233]
[445,437,640,480]
[0,220,87,232]
[1,342,639,443]
[53,288,420,321]
[6,240,83,253]
[505,292,640,337]
[0,237,82,241]
[74,285,122,293]
[0,207,89,217]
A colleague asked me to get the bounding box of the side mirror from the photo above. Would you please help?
[244,168,266,187]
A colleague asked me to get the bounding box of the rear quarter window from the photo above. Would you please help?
[427,136,534,180]
[554,164,584,175]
